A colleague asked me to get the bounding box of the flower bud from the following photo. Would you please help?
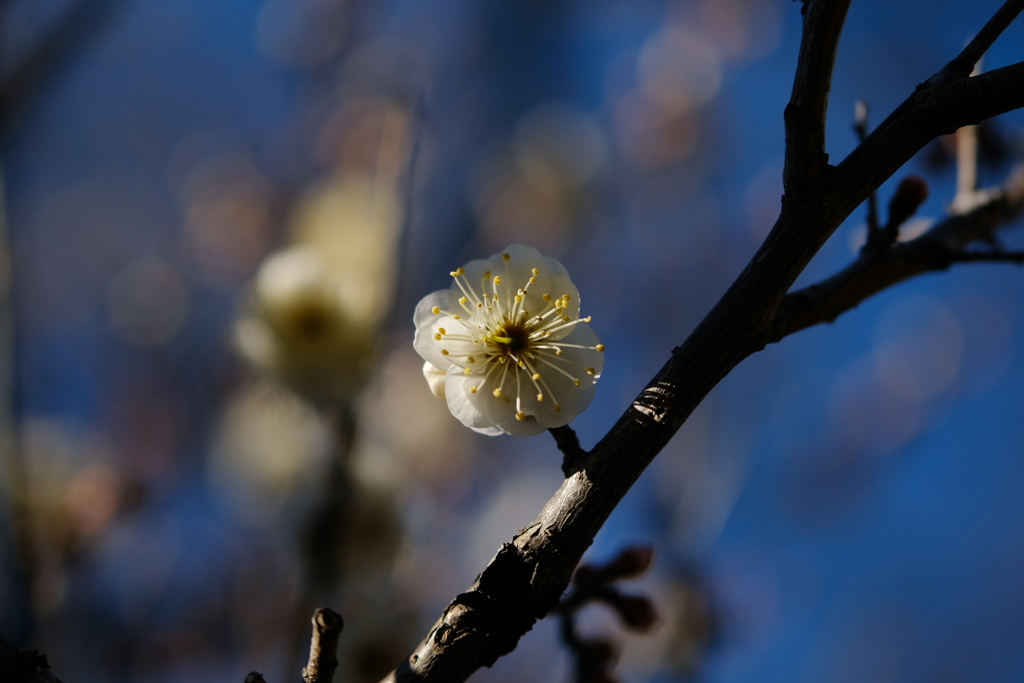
[604,592,659,633]
[887,175,929,229]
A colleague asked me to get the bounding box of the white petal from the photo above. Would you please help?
[495,411,547,437]
[413,290,456,369]
[444,368,505,436]
[422,361,447,400]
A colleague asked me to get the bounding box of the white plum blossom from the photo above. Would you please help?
[414,244,605,436]
[235,245,376,406]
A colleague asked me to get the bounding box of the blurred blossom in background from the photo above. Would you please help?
[0,1,1023,682]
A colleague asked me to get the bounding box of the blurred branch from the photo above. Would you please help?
[0,0,128,135]
[380,2,1024,681]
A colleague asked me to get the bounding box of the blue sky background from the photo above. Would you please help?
[2,1,1024,682]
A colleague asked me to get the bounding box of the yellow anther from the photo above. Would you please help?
[503,253,511,261]
[438,328,446,335]
[555,348,563,356]
[467,356,476,363]
[573,378,581,386]
[470,386,478,394]
[464,367,472,374]
[543,293,552,302]
[529,277,537,284]
[493,388,503,398]
[515,294,523,303]
[532,268,539,276]
[583,316,592,323]
[456,268,465,275]
[515,411,526,421]
[561,316,570,323]
[450,271,458,277]
[562,294,571,301]
[596,344,606,352]
[586,367,595,375]
[531,373,541,381]
[484,271,491,279]
[493,276,502,285]
[555,404,562,413]
[459,296,468,305]
[441,349,449,356]
[431,306,441,314]
[434,333,442,341]
[536,393,544,401]
[453,315,461,320]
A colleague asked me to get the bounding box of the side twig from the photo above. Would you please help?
[302,608,345,683]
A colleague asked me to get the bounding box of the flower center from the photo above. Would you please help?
[490,322,529,355]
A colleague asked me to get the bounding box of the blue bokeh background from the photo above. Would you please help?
[2,1,1023,681]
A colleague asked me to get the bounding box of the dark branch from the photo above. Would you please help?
[944,0,1024,78]
[549,426,587,477]
[783,0,852,192]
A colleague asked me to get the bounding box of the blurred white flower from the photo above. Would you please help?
[235,245,375,405]
[414,244,604,436]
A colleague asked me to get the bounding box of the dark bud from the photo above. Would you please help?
[578,637,618,667]
[573,564,604,587]
[574,545,654,587]
[886,176,929,230]
[599,545,655,582]
[604,592,659,632]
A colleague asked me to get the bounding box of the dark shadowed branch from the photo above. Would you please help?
[943,0,1024,78]
[380,2,1024,681]
[783,0,851,192]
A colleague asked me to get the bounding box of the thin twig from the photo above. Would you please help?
[778,168,1024,339]
[549,426,587,477]
[953,62,984,213]
[783,0,852,191]
[854,100,880,236]
[944,0,1024,78]
[302,608,345,683]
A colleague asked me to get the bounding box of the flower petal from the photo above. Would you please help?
[444,368,506,436]
[422,361,447,400]
[413,290,456,369]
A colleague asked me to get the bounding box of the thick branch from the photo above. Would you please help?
[783,0,852,191]
[382,7,1024,683]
